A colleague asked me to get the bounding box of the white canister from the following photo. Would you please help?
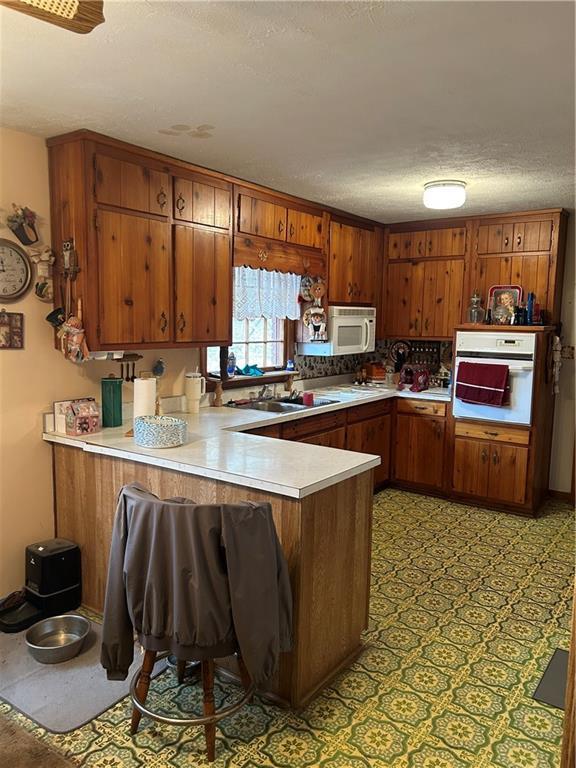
[185,373,206,413]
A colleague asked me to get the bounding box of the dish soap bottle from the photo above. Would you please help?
[467,291,486,324]
[226,351,236,379]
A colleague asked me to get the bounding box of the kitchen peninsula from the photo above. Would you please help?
[44,395,383,709]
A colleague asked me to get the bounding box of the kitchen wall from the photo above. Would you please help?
[0,128,200,594]
[549,215,575,495]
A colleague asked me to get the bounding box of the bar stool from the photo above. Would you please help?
[101,483,292,763]
[130,649,255,762]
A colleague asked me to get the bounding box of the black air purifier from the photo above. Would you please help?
[0,538,81,633]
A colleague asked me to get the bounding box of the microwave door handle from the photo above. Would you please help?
[362,318,370,352]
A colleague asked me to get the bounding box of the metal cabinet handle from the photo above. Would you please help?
[278,220,284,234]
[492,451,499,465]
[160,311,168,333]
[124,298,133,307]
[485,431,499,437]
[156,189,167,209]
[177,312,186,333]
[289,223,295,237]
[176,194,186,214]
[414,406,427,411]
[504,237,509,246]
[481,449,488,463]
[516,234,522,246]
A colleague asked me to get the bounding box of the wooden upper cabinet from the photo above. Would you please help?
[174,225,231,345]
[388,227,466,259]
[95,153,169,216]
[97,210,172,345]
[238,193,287,241]
[477,218,553,255]
[421,259,464,336]
[287,209,323,248]
[329,222,377,304]
[173,176,231,229]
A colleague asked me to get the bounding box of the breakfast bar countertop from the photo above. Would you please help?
[42,384,450,499]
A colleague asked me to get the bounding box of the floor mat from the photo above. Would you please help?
[533,648,569,709]
[0,618,167,733]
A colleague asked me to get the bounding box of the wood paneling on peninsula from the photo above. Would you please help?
[52,444,373,709]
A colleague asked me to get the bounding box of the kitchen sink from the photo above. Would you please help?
[236,397,339,413]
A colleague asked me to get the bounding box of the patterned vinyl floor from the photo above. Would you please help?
[1,489,573,767]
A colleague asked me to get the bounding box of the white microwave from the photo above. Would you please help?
[297,306,376,357]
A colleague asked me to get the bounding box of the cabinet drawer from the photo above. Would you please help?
[347,399,392,424]
[246,424,282,438]
[455,421,530,445]
[396,399,446,417]
[282,410,346,440]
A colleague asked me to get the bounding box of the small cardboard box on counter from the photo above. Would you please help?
[64,399,101,436]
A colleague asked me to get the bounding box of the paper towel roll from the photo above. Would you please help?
[133,377,156,421]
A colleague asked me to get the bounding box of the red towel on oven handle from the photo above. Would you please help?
[455,361,510,406]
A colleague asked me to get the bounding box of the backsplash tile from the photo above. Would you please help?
[295,340,453,380]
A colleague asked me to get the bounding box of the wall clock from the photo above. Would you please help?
[0,238,33,301]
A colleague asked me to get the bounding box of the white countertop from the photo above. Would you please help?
[43,384,450,499]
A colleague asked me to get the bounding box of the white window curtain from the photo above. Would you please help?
[234,266,301,321]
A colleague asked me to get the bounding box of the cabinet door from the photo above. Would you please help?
[385,262,414,337]
[422,259,465,337]
[174,177,231,228]
[476,252,551,320]
[174,226,231,344]
[238,194,287,240]
[354,228,377,304]
[95,154,168,216]
[328,222,355,303]
[98,211,171,345]
[347,414,390,486]
[478,219,553,255]
[453,437,490,497]
[287,209,323,248]
[395,414,444,488]
[299,427,346,449]
[148,169,170,216]
[488,444,529,505]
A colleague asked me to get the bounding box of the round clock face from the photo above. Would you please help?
[0,239,32,301]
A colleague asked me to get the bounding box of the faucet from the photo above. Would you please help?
[258,384,274,399]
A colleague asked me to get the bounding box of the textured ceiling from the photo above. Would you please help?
[0,1,574,222]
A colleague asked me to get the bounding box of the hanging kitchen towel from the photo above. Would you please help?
[455,362,510,406]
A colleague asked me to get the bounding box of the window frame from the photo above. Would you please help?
[201,320,295,384]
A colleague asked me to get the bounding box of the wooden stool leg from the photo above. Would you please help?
[201,658,216,762]
[176,659,187,685]
[236,653,253,702]
[130,649,157,735]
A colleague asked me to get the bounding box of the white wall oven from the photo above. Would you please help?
[452,331,536,426]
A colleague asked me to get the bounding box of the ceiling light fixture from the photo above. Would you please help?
[423,180,467,210]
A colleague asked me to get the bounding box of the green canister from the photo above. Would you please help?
[101,375,123,427]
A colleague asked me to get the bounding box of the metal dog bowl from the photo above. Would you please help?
[25,614,90,664]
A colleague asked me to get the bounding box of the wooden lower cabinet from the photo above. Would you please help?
[394,413,445,489]
[300,427,346,449]
[453,436,529,506]
[346,415,390,486]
